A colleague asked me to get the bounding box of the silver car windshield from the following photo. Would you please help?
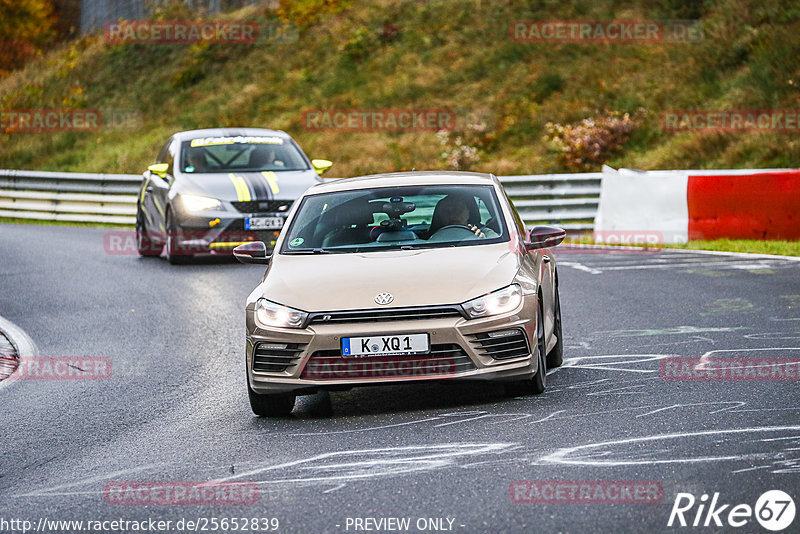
[281,184,509,253]
[180,136,309,174]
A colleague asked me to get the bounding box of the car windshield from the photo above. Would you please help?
[280,184,509,254]
[180,135,309,173]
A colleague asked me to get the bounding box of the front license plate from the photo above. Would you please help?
[342,333,430,358]
[245,217,284,230]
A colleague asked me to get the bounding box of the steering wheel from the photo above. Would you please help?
[436,224,475,233]
[430,224,484,240]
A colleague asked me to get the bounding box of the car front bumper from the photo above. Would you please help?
[245,296,541,395]
[171,204,289,255]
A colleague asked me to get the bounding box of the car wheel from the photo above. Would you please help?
[247,378,296,417]
[165,210,191,265]
[546,283,564,368]
[505,296,547,396]
[136,210,161,257]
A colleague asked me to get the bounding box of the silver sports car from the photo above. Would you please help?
[234,171,566,416]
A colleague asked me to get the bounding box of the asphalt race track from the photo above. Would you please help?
[1,224,799,533]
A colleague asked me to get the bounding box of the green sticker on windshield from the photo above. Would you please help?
[289,237,304,247]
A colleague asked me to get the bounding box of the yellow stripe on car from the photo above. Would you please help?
[209,241,252,249]
[261,171,280,194]
[152,196,165,216]
[140,177,150,203]
[228,173,252,201]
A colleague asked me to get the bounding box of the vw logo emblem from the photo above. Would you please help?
[375,292,394,305]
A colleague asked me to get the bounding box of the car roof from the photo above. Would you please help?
[306,171,500,194]
[171,128,291,142]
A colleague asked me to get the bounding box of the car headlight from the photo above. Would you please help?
[461,284,523,319]
[254,299,308,329]
[181,194,221,212]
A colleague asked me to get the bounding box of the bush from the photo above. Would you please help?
[545,110,645,171]
[0,0,55,76]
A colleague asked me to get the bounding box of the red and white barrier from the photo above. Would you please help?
[595,166,800,243]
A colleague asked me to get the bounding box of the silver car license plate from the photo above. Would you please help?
[246,217,284,230]
[342,333,430,358]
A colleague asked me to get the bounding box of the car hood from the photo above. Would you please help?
[260,242,521,312]
[176,170,320,202]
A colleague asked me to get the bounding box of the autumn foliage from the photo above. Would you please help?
[0,0,56,76]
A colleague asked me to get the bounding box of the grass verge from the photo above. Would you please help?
[0,217,132,228]
[565,237,800,257]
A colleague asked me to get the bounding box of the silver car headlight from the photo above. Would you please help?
[461,284,523,319]
[254,299,308,329]
[180,194,221,212]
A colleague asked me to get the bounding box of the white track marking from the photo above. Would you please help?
[562,244,800,262]
[659,247,800,262]
[558,261,602,274]
[591,326,746,338]
[745,332,800,339]
[731,466,771,474]
[218,443,518,485]
[434,414,492,427]
[593,260,787,272]
[561,354,671,373]
[0,313,37,391]
[13,465,158,498]
[540,426,800,467]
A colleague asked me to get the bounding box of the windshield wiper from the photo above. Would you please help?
[287,248,336,254]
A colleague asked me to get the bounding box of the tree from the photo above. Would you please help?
[0,0,56,76]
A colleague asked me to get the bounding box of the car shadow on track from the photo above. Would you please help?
[279,381,520,420]
[136,255,248,267]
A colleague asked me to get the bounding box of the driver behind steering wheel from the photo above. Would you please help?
[432,195,485,238]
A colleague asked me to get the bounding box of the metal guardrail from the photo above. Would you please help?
[499,173,601,231]
[0,169,141,225]
[0,169,602,230]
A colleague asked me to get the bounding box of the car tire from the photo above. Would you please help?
[546,282,564,369]
[504,296,547,396]
[247,379,296,417]
[165,209,191,265]
[136,210,161,257]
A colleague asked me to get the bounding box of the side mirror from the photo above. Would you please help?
[147,163,169,178]
[525,225,566,250]
[233,241,271,265]
[311,159,333,176]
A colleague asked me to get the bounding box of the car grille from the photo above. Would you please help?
[299,344,476,380]
[469,328,530,360]
[307,305,466,325]
[252,342,306,373]
[231,200,293,213]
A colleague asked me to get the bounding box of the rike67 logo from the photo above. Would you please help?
[668,490,795,531]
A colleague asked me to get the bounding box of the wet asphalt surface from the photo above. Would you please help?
[1,223,799,533]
